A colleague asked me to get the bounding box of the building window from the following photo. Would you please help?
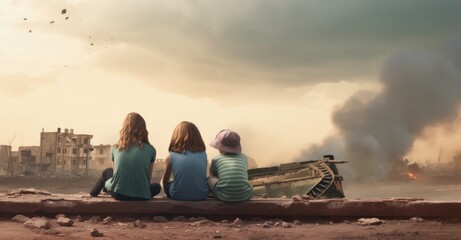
[83,149,88,154]
[63,148,67,154]
[72,138,77,144]
[72,148,77,155]
[57,148,61,154]
[72,160,76,165]
[63,160,66,165]
[99,148,104,155]
[84,138,88,144]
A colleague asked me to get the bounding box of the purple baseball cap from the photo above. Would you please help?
[210,129,242,154]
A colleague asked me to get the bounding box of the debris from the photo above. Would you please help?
[172,216,186,221]
[153,216,168,222]
[50,20,55,24]
[190,220,213,227]
[91,215,101,223]
[232,218,244,227]
[282,221,292,228]
[409,217,424,222]
[55,214,66,219]
[291,194,303,202]
[8,188,51,196]
[90,43,94,46]
[263,222,272,228]
[274,221,281,227]
[57,217,74,227]
[65,17,69,20]
[29,30,32,33]
[24,217,51,229]
[90,228,104,237]
[133,220,146,228]
[213,230,222,238]
[102,216,113,224]
[24,18,27,20]
[357,218,384,226]
[12,214,30,223]
[61,9,67,14]
[293,220,302,225]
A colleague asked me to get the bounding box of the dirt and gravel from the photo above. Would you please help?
[1,214,461,240]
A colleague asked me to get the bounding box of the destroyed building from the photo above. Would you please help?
[40,128,93,176]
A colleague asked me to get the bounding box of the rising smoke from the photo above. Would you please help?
[302,41,461,181]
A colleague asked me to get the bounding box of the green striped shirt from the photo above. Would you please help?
[210,153,253,202]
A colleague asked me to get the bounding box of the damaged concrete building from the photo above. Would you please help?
[40,128,93,176]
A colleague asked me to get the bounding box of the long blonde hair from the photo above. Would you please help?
[115,112,150,150]
[168,121,205,153]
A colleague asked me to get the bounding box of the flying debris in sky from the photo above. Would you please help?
[65,17,69,20]
[23,18,27,20]
[61,9,67,14]
[49,20,55,24]
[90,43,94,46]
[29,30,31,33]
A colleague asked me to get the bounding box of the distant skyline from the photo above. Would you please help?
[1,1,461,167]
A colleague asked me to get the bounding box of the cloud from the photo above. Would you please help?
[17,0,461,101]
[0,72,56,95]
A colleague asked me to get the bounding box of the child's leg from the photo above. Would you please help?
[163,181,173,198]
[150,183,161,198]
[89,168,113,197]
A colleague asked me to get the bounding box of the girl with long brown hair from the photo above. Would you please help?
[90,112,161,200]
[161,121,209,200]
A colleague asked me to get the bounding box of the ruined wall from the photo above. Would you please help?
[88,144,112,176]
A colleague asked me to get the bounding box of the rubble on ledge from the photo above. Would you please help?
[1,191,461,219]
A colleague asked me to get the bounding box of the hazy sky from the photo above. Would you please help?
[1,0,461,166]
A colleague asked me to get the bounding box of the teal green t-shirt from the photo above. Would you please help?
[105,144,156,199]
[210,153,253,202]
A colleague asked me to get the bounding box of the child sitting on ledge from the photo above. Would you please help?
[208,129,253,202]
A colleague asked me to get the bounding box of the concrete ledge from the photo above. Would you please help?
[1,193,461,219]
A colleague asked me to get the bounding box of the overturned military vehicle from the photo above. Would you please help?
[248,155,347,199]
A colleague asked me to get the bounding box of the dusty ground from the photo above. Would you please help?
[1,215,461,240]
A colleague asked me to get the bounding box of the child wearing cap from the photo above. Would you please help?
[208,129,253,202]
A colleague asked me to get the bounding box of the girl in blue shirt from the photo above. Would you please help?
[161,121,209,200]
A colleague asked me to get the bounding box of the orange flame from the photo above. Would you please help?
[406,172,418,180]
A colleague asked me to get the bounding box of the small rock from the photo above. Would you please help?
[134,220,146,228]
[343,220,352,224]
[232,218,244,227]
[91,215,101,223]
[12,214,30,223]
[24,217,51,229]
[57,217,74,227]
[292,194,303,202]
[221,219,229,224]
[74,215,83,222]
[90,228,104,237]
[293,220,302,225]
[55,214,66,219]
[213,231,222,239]
[281,195,287,199]
[357,218,384,226]
[172,216,186,221]
[282,221,292,228]
[329,221,334,224]
[263,222,272,228]
[409,217,424,222]
[153,216,168,222]
[190,220,213,227]
[102,216,113,224]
